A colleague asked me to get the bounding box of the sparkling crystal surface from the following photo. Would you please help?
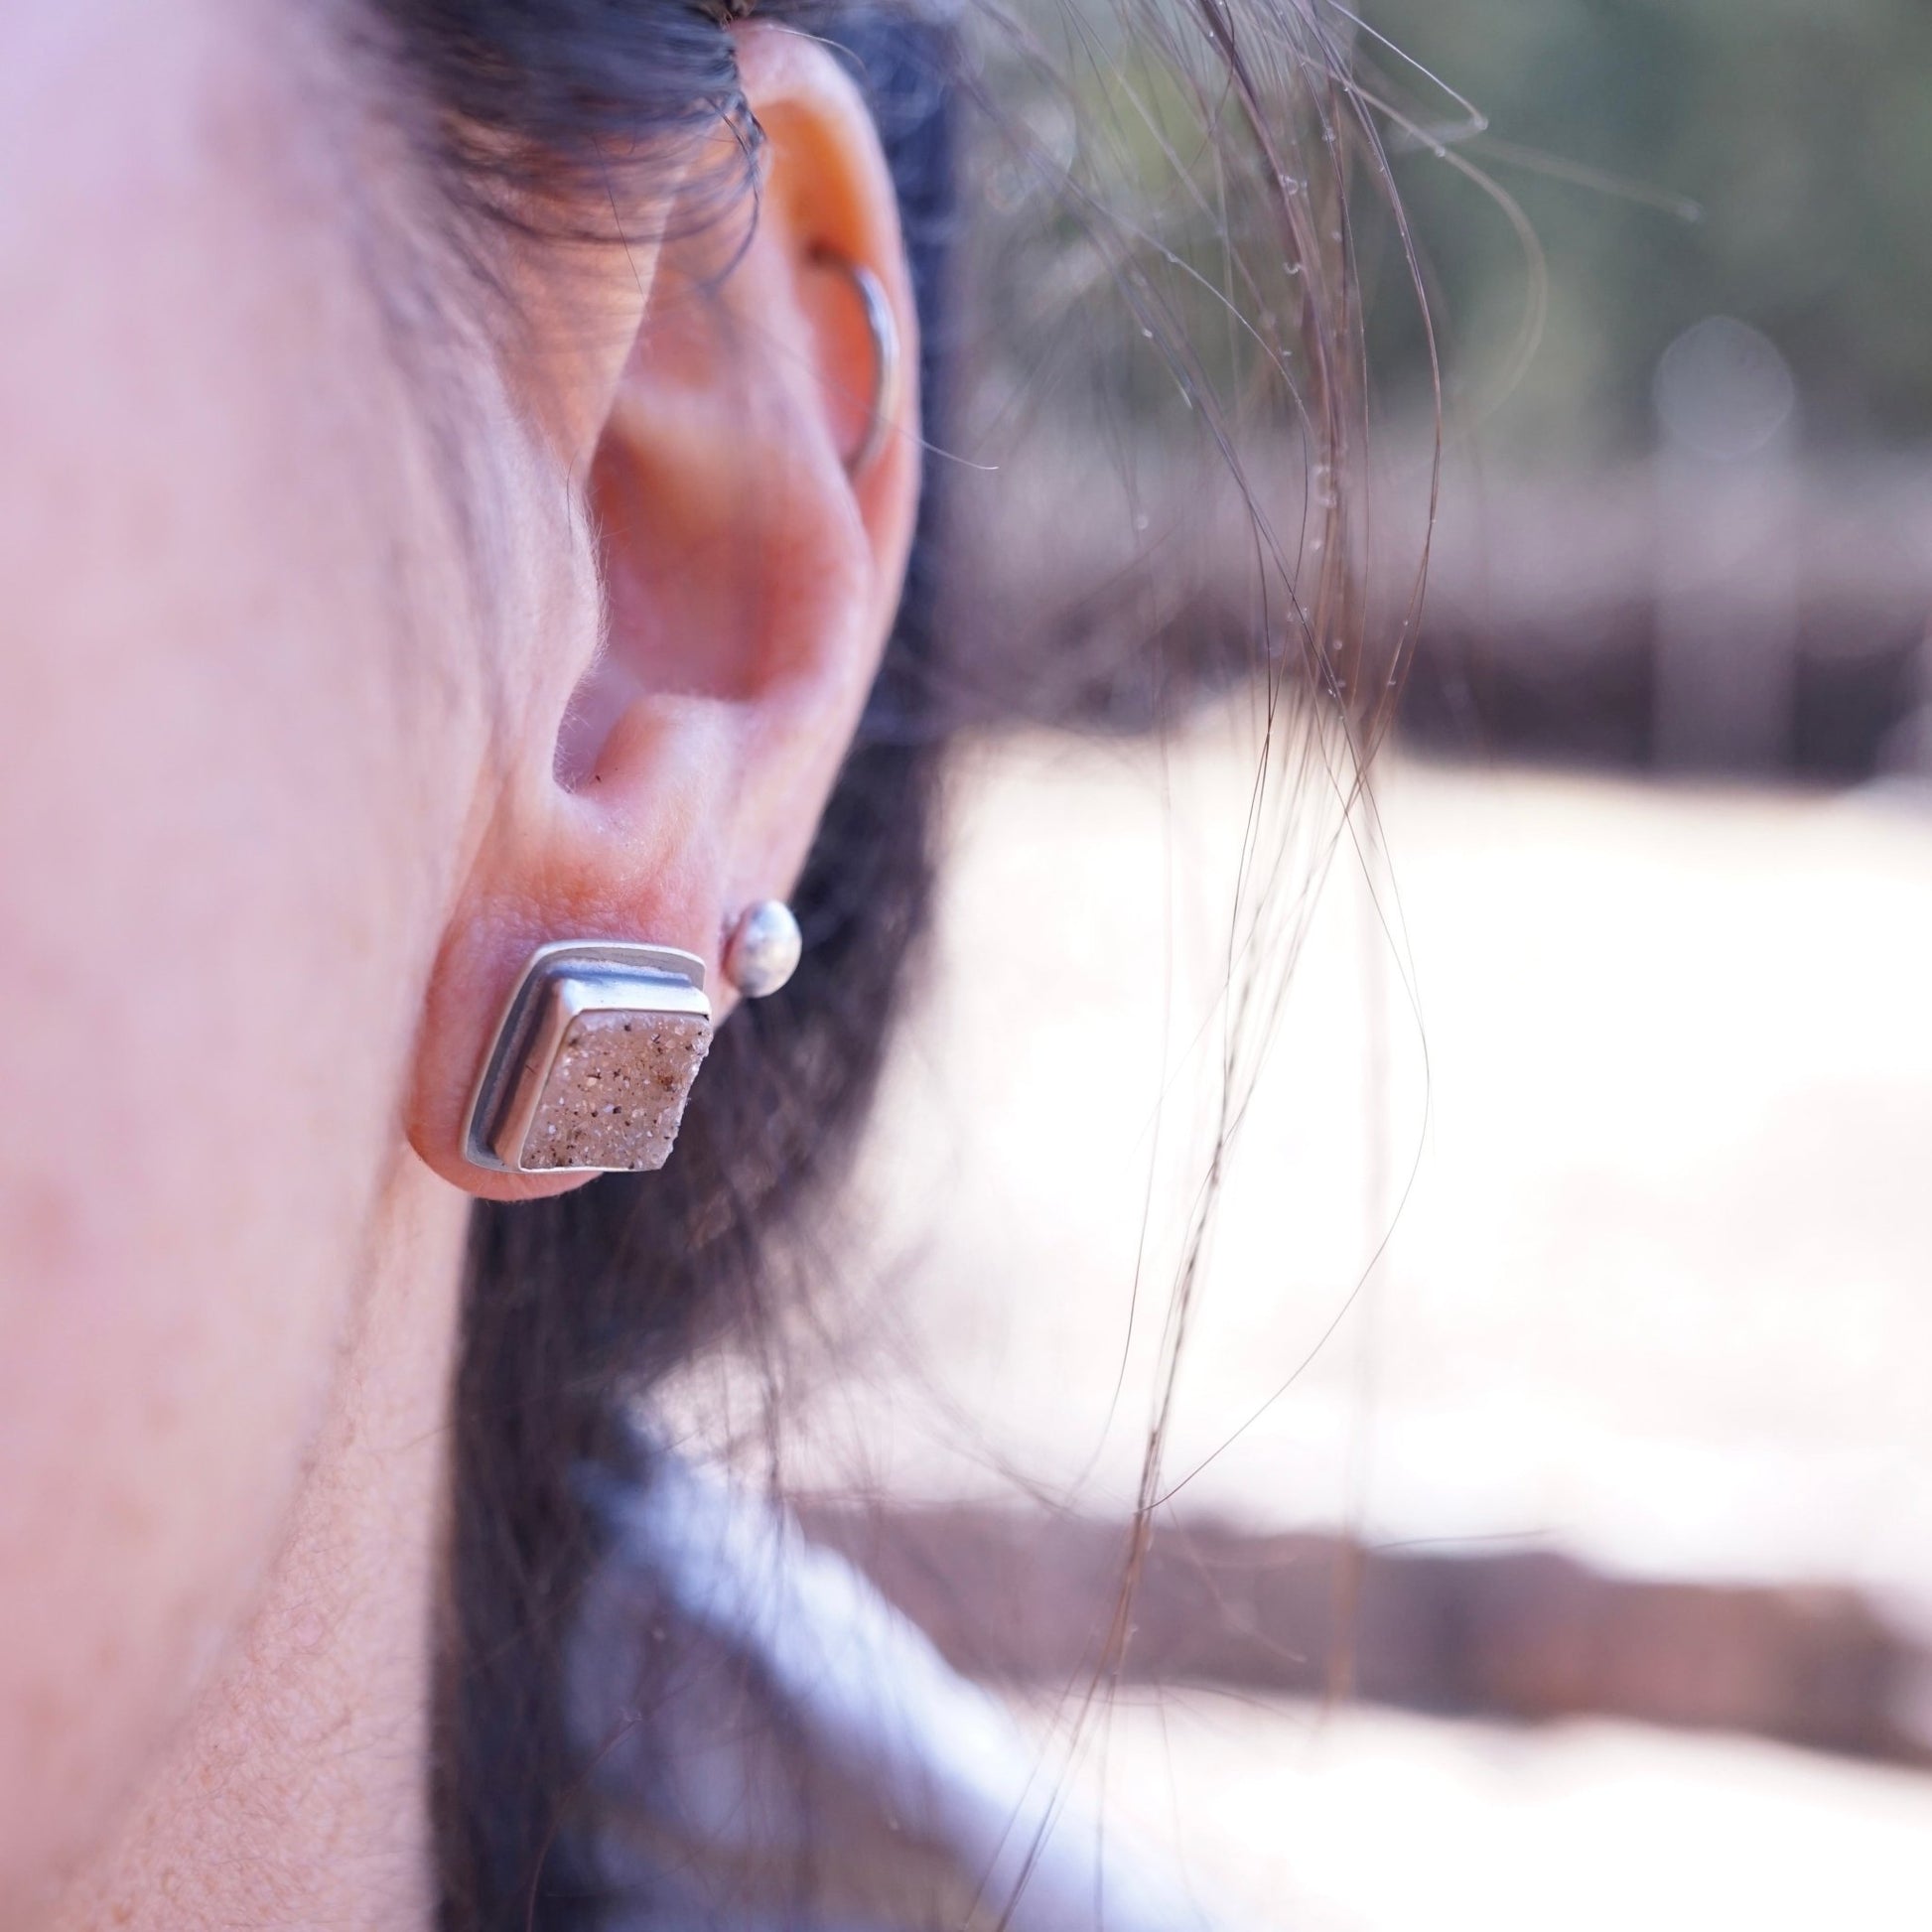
[518,1008,711,1172]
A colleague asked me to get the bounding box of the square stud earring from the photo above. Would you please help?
[464,942,712,1174]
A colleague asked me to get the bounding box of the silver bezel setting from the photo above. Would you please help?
[463,941,711,1174]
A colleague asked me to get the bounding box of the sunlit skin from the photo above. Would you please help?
[0,1,918,1923]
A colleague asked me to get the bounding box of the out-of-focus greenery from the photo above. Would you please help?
[970,0,1932,461]
[1361,0,1932,453]
[969,0,1366,450]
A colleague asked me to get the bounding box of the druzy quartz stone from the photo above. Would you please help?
[465,944,713,1173]
[519,1007,711,1172]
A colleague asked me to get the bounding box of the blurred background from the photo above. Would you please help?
[670,2,1932,1923]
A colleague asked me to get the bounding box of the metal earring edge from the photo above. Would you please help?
[814,251,899,478]
[463,942,711,1175]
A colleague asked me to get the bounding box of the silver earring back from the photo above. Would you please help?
[465,942,711,1174]
[723,899,802,999]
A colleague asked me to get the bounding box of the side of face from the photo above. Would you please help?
[0,0,916,1898]
[0,0,499,1889]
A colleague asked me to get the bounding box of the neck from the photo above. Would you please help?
[45,1153,473,1932]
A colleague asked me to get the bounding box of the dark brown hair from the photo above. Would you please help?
[355,2,1402,1925]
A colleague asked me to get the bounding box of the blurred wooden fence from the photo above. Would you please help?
[803,1501,1932,1767]
[949,450,1932,780]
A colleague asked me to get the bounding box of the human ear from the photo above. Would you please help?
[406,24,920,1200]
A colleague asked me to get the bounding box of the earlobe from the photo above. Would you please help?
[404,25,919,1200]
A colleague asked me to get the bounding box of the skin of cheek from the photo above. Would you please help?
[0,0,497,1897]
